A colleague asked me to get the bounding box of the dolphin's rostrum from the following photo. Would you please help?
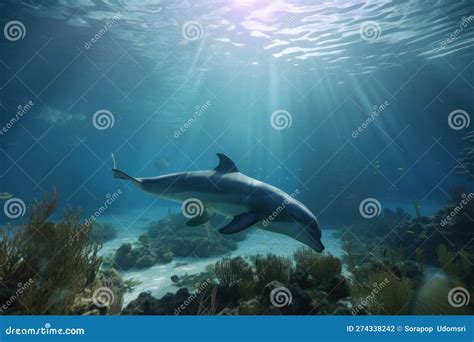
[112,153,324,252]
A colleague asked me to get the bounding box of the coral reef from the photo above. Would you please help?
[146,212,245,258]
[123,289,200,315]
[335,194,474,315]
[358,208,412,237]
[122,251,352,315]
[338,200,474,269]
[111,212,248,271]
[123,280,240,315]
[112,242,173,271]
[90,222,117,244]
[3,188,470,316]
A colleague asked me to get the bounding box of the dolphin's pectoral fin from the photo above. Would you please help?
[218,212,259,234]
[186,209,213,226]
[214,153,239,173]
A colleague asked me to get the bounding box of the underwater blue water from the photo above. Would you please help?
[0,0,473,235]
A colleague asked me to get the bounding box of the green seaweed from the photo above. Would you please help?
[0,190,101,314]
[293,247,341,286]
[436,244,471,282]
[341,234,356,272]
[351,269,413,315]
[197,286,217,315]
[254,254,292,291]
[213,257,254,287]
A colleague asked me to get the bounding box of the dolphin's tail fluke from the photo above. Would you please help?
[112,168,137,181]
[111,153,140,182]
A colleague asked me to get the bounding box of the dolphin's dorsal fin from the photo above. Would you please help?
[214,153,239,173]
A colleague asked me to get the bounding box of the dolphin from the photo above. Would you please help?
[112,153,324,252]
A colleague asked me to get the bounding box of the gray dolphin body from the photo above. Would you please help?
[112,153,324,252]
